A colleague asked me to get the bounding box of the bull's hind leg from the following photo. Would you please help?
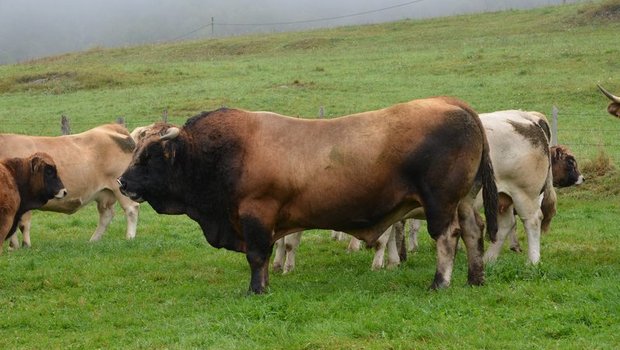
[241,216,273,294]
[428,212,461,290]
[458,202,485,286]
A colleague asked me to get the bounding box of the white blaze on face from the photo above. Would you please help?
[574,174,584,185]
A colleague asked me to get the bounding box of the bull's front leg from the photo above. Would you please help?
[241,216,273,294]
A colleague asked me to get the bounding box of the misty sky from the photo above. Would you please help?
[0,0,581,64]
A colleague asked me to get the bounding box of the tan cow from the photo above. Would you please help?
[0,152,66,251]
[0,124,139,247]
[597,84,620,117]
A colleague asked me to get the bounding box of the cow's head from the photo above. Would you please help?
[597,84,620,118]
[29,152,67,201]
[118,123,184,213]
[550,145,584,187]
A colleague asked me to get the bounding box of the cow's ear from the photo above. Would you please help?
[553,147,563,161]
[30,155,43,173]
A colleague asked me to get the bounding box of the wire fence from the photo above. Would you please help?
[2,106,619,163]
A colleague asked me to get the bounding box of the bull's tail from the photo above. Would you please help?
[479,135,499,242]
[540,164,557,233]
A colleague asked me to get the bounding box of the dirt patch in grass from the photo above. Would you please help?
[0,70,131,94]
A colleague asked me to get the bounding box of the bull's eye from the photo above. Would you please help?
[45,167,54,176]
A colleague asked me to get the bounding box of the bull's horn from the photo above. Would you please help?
[597,84,620,103]
[160,127,180,141]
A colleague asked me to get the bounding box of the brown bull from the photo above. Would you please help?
[118,97,498,294]
[0,152,66,251]
[0,124,139,247]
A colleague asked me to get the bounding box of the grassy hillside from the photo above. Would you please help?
[0,1,619,349]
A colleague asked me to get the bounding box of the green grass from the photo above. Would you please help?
[1,1,620,349]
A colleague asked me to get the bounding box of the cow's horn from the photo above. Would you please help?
[597,84,620,103]
[160,127,180,141]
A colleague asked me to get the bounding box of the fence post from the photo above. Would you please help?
[319,106,324,119]
[551,106,558,146]
[162,108,168,123]
[116,116,125,126]
[60,115,71,135]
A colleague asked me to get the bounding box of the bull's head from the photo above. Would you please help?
[597,84,620,118]
[118,124,183,213]
[29,152,67,201]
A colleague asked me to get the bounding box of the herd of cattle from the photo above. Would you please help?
[0,86,617,294]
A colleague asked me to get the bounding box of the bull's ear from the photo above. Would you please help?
[163,141,177,165]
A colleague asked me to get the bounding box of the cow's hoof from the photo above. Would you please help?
[272,264,283,273]
[429,273,450,290]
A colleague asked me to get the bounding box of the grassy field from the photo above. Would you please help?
[1,1,620,349]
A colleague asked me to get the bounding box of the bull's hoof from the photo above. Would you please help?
[247,286,269,295]
[510,246,522,253]
[467,273,485,286]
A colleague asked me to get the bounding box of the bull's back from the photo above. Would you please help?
[240,98,485,234]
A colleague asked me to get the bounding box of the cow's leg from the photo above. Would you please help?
[283,231,302,274]
[241,216,273,294]
[513,199,544,264]
[347,236,362,252]
[508,216,521,253]
[90,192,116,241]
[484,205,515,263]
[115,189,140,240]
[408,219,421,252]
[373,226,400,270]
[330,230,345,241]
[272,237,286,273]
[458,202,485,286]
[394,220,407,263]
[18,213,32,247]
[371,229,389,270]
[9,212,32,249]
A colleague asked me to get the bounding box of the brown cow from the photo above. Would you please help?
[0,152,66,251]
[118,97,498,294]
[597,84,620,117]
[0,124,139,247]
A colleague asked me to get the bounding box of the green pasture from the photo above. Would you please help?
[0,1,619,348]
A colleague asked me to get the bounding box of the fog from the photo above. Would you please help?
[0,0,581,64]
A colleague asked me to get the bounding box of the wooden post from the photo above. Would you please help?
[551,106,558,146]
[116,116,125,126]
[60,115,71,135]
[162,108,168,123]
[319,106,324,119]
[211,17,214,36]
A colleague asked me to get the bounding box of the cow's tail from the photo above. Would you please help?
[540,161,557,233]
[479,133,499,242]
